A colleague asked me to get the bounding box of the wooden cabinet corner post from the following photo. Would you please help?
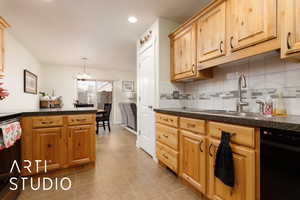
[0,17,10,78]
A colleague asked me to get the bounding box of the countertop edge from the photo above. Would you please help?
[154,108,300,133]
[0,109,98,121]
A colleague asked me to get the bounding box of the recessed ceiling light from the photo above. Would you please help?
[128,16,138,24]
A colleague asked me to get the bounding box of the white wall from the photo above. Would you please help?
[0,31,41,111]
[40,64,136,123]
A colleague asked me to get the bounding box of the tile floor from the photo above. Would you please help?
[18,126,202,200]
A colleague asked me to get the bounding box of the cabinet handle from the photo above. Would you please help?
[287,32,292,49]
[191,64,196,74]
[76,118,87,122]
[209,144,213,157]
[41,121,53,125]
[163,134,169,138]
[219,41,224,53]
[163,154,169,159]
[187,123,196,128]
[230,36,234,49]
[199,140,204,152]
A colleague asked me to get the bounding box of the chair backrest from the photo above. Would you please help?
[103,103,112,118]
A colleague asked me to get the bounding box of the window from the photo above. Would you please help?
[76,80,112,109]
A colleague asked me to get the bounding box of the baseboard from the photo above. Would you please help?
[124,127,137,135]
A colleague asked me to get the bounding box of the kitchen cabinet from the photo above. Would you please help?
[207,139,256,200]
[197,2,226,62]
[281,0,300,58]
[171,24,197,81]
[0,17,10,77]
[21,114,96,176]
[68,125,93,166]
[228,0,277,52]
[155,112,259,200]
[169,0,281,75]
[156,113,179,174]
[32,127,64,172]
[180,130,206,193]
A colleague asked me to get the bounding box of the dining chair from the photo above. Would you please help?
[96,103,112,134]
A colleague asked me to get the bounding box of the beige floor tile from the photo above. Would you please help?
[18,126,199,200]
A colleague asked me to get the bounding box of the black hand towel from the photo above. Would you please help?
[214,131,235,187]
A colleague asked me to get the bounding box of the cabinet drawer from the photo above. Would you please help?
[208,121,256,148]
[180,117,205,134]
[156,113,178,127]
[156,142,178,173]
[32,116,63,128]
[156,123,179,150]
[68,114,94,125]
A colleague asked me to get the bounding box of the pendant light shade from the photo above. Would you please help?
[77,57,91,80]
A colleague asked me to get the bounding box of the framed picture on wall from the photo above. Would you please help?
[24,69,38,94]
[122,80,134,92]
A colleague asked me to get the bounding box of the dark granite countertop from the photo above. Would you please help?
[0,108,97,121]
[154,107,300,133]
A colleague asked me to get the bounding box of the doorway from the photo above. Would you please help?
[137,40,156,158]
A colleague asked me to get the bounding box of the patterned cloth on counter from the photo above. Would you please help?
[0,121,22,150]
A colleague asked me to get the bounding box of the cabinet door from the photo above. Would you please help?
[171,24,197,80]
[180,130,206,193]
[33,127,64,173]
[229,0,277,52]
[68,125,92,166]
[197,2,226,62]
[282,0,300,57]
[207,140,256,200]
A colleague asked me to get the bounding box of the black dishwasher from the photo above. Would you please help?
[261,128,300,200]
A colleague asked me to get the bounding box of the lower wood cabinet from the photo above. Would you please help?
[180,130,206,193]
[21,114,96,176]
[32,127,64,173]
[207,139,256,200]
[68,125,93,166]
[155,114,258,200]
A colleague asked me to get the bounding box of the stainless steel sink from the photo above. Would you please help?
[193,109,268,119]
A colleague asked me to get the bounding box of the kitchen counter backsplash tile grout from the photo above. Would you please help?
[159,52,300,115]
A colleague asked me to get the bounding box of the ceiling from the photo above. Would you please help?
[0,0,211,71]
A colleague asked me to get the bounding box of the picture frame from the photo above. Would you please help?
[24,69,38,94]
[122,80,134,92]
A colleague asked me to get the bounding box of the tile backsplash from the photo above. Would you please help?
[159,51,300,115]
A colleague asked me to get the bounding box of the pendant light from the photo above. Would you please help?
[77,57,91,80]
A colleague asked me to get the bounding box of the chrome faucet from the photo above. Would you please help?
[237,73,249,113]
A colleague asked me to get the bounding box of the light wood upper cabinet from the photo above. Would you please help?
[180,130,206,194]
[0,17,10,77]
[32,127,64,173]
[281,0,300,58]
[197,2,226,62]
[68,125,93,166]
[229,0,277,52]
[207,139,256,200]
[171,24,197,80]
